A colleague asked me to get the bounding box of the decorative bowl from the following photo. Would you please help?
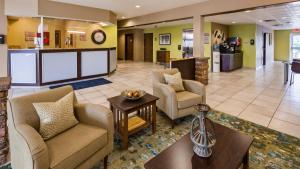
[121,90,146,100]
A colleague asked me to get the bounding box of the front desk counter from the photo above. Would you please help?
[8,48,117,86]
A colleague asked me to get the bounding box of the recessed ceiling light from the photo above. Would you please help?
[121,16,126,19]
[259,20,263,22]
[135,5,141,8]
[232,21,236,24]
[245,10,252,13]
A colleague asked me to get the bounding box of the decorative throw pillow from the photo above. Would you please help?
[33,92,78,140]
[164,72,185,92]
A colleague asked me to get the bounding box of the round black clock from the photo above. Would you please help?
[91,29,106,44]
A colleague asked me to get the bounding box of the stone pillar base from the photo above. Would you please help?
[0,77,11,166]
[195,57,209,85]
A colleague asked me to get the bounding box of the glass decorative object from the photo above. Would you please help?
[190,104,216,157]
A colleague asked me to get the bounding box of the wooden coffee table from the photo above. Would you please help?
[107,93,159,149]
[144,122,253,169]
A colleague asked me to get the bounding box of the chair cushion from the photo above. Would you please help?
[176,91,203,109]
[46,123,108,169]
[33,92,79,140]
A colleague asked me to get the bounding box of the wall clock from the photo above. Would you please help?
[91,29,106,44]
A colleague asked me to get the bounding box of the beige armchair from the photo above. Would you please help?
[152,69,206,128]
[8,86,114,169]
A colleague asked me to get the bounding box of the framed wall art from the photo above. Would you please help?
[159,33,171,45]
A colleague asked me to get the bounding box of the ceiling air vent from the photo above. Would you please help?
[263,19,276,22]
[273,24,283,27]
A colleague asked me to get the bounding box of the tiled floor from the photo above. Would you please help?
[9,61,300,138]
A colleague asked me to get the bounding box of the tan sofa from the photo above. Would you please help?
[152,69,206,128]
[8,86,114,169]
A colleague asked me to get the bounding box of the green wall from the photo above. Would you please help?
[144,22,212,63]
[144,24,192,62]
[228,24,257,68]
[274,30,291,61]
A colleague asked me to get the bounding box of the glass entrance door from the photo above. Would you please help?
[291,33,300,59]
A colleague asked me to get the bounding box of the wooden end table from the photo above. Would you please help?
[144,122,253,169]
[107,93,159,149]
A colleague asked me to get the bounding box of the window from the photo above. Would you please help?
[291,33,300,59]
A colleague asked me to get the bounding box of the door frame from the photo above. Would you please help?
[125,33,134,60]
[263,33,267,66]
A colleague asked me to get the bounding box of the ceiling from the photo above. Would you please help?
[205,1,300,30]
[51,0,209,19]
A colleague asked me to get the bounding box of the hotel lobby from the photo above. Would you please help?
[0,0,300,169]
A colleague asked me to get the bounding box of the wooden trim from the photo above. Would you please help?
[77,51,82,78]
[8,48,117,86]
[118,17,193,29]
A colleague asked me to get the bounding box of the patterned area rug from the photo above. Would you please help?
[2,111,300,169]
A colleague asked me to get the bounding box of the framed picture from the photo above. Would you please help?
[25,32,35,41]
[36,32,50,46]
[159,33,171,45]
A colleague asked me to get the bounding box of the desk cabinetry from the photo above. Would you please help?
[156,51,170,64]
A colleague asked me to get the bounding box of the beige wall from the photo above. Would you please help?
[5,0,38,17]
[38,0,117,24]
[0,0,7,77]
[7,18,117,49]
[5,0,116,24]
[119,0,296,28]
[118,29,144,61]
[256,25,274,69]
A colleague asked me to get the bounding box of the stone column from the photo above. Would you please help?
[195,58,209,85]
[0,77,11,166]
[193,15,205,58]
[193,15,209,85]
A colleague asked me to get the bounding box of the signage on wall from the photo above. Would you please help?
[0,35,5,44]
[204,33,210,44]
[292,29,300,33]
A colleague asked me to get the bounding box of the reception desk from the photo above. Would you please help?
[8,48,117,86]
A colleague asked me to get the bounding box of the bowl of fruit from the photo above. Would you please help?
[121,89,146,100]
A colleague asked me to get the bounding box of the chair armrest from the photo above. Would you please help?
[183,80,206,103]
[12,124,49,169]
[153,82,178,119]
[74,104,114,150]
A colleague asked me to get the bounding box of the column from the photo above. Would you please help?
[193,15,209,85]
[0,77,11,166]
[193,15,205,58]
[0,0,7,77]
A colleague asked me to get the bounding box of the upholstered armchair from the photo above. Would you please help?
[152,69,206,128]
[7,86,114,169]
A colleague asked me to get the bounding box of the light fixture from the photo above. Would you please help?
[245,10,252,13]
[232,21,236,24]
[121,16,126,19]
[259,20,263,22]
[67,30,86,34]
[135,5,141,8]
[99,22,108,26]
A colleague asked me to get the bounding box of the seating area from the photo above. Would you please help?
[1,0,300,169]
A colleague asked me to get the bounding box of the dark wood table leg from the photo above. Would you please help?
[151,103,156,134]
[122,111,129,149]
[243,150,249,169]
